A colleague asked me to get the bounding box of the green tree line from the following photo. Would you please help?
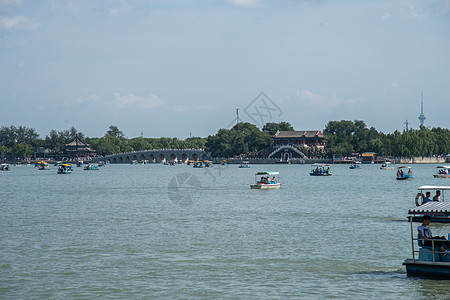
[1,121,449,159]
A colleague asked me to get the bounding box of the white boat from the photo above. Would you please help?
[434,166,450,178]
[349,161,361,169]
[380,162,394,170]
[57,164,72,174]
[239,161,250,168]
[310,164,332,176]
[250,171,281,189]
[403,214,450,278]
[410,185,450,222]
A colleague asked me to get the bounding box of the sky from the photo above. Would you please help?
[1,0,449,139]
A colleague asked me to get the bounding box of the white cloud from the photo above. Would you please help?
[381,12,391,21]
[113,93,166,110]
[109,0,131,16]
[76,94,102,104]
[0,16,40,30]
[289,90,363,109]
[231,0,260,8]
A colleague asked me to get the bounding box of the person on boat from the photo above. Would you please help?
[422,192,432,204]
[432,190,441,202]
[418,215,450,255]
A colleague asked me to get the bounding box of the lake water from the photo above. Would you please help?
[1,163,450,299]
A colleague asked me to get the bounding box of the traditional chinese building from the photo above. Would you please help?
[272,130,325,148]
[64,134,95,159]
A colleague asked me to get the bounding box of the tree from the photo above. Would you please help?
[106,125,125,139]
[11,143,32,158]
[262,122,294,135]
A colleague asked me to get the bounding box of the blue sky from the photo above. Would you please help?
[1,0,449,139]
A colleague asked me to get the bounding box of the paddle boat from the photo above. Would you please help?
[1,163,10,171]
[98,161,105,167]
[380,162,394,170]
[57,163,72,174]
[349,161,361,169]
[186,160,193,166]
[221,160,227,166]
[193,161,203,168]
[403,215,450,278]
[397,166,413,180]
[434,166,450,178]
[310,164,332,176]
[36,161,50,170]
[76,161,83,167]
[204,160,213,167]
[250,171,281,189]
[239,161,250,168]
[84,164,99,170]
[409,185,450,222]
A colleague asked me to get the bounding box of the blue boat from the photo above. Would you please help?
[310,164,332,176]
[84,164,99,170]
[239,161,250,168]
[349,161,361,169]
[396,166,413,180]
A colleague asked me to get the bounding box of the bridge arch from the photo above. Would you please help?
[169,153,177,162]
[181,153,188,163]
[119,157,123,163]
[126,156,130,163]
[140,154,145,162]
[192,153,199,161]
[113,157,117,163]
[158,154,166,163]
[149,154,155,162]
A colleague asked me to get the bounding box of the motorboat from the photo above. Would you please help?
[434,166,450,178]
[221,160,227,166]
[380,162,394,170]
[57,164,72,174]
[397,166,413,180]
[403,215,450,278]
[349,161,361,169]
[204,160,213,167]
[409,185,450,222]
[310,163,332,176]
[84,164,99,170]
[0,163,10,171]
[250,171,281,189]
[239,161,250,168]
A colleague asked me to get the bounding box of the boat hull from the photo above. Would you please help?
[250,183,281,189]
[310,173,332,176]
[403,259,450,279]
[434,174,450,178]
[397,176,412,180]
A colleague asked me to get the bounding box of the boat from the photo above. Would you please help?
[434,166,450,178]
[221,160,227,166]
[402,215,450,278]
[98,161,105,167]
[380,162,394,170]
[409,185,450,222]
[250,171,281,189]
[397,166,413,180]
[193,161,203,168]
[84,164,99,170]
[187,160,193,166]
[76,161,83,167]
[36,161,50,170]
[204,160,213,167]
[349,161,361,169]
[239,161,250,168]
[1,163,10,171]
[310,164,332,176]
[57,163,72,174]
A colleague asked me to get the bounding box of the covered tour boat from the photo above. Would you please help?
[84,164,99,170]
[396,166,413,180]
[1,163,10,171]
[250,171,281,189]
[409,185,450,222]
[193,161,203,168]
[57,164,73,174]
[310,164,332,176]
[239,161,250,168]
[434,166,450,178]
[403,215,450,278]
[349,161,361,169]
[36,161,50,170]
[380,162,394,170]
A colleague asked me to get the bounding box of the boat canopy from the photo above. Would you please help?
[418,185,450,191]
[311,164,331,167]
[255,171,279,175]
[397,166,411,169]
[61,164,71,167]
[408,202,450,214]
[437,166,450,169]
[242,161,250,163]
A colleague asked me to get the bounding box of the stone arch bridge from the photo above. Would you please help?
[94,149,209,164]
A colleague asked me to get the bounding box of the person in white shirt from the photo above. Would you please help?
[418,215,450,254]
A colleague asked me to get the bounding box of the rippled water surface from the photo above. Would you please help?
[1,163,450,299]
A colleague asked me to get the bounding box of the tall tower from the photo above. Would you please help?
[418,92,426,127]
